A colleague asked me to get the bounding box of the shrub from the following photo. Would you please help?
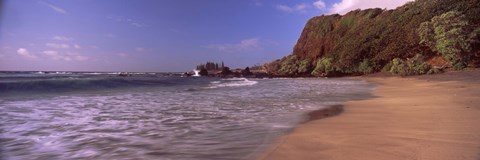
[264,59,282,74]
[410,54,431,74]
[417,10,476,70]
[452,60,467,70]
[339,16,356,28]
[388,54,434,76]
[427,68,443,74]
[312,57,334,77]
[279,55,300,76]
[358,59,374,74]
[298,59,313,74]
[382,62,393,72]
[389,58,407,75]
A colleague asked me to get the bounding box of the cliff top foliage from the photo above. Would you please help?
[266,0,480,77]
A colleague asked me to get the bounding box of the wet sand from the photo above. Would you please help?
[261,70,480,160]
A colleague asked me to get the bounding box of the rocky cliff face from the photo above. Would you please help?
[269,0,480,76]
[293,9,383,61]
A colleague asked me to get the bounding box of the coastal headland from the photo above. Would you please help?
[261,70,480,160]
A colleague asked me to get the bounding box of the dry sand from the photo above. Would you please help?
[261,70,480,160]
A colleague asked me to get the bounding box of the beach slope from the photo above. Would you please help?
[262,70,480,160]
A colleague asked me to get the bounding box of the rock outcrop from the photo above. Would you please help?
[268,0,480,77]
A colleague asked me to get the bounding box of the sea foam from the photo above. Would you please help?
[207,78,258,89]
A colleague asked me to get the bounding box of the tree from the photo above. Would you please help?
[418,22,435,50]
[196,61,225,71]
[199,68,208,76]
[312,57,334,77]
[241,67,253,76]
[265,59,282,74]
[388,55,433,76]
[220,66,232,75]
[278,55,300,76]
[298,59,313,74]
[418,11,475,69]
[358,59,374,74]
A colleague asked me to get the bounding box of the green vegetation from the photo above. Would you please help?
[265,59,281,75]
[266,0,480,77]
[418,11,479,70]
[196,61,225,70]
[311,57,334,77]
[339,16,357,28]
[298,59,313,74]
[275,55,315,76]
[278,55,300,76]
[387,54,435,76]
[358,59,374,74]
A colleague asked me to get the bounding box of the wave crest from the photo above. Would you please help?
[207,78,258,89]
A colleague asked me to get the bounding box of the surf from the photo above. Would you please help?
[207,78,258,89]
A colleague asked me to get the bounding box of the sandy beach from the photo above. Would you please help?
[262,70,480,160]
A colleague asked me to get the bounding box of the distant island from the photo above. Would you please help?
[196,0,479,78]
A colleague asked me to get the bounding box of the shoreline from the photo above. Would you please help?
[304,105,344,123]
[256,104,346,160]
[260,70,480,160]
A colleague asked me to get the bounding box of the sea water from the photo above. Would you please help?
[0,71,375,160]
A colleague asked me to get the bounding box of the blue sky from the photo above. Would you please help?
[0,0,411,72]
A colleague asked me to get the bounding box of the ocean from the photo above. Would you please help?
[0,71,375,160]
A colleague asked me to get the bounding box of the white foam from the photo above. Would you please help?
[208,78,258,89]
[50,71,72,74]
[81,72,103,75]
[81,72,121,75]
[210,81,221,84]
[271,124,291,128]
[222,77,248,81]
[192,70,201,77]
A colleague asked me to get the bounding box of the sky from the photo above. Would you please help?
[0,0,412,72]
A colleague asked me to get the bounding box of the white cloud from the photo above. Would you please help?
[135,47,145,52]
[313,0,326,10]
[39,1,67,14]
[74,44,81,49]
[75,55,88,61]
[276,5,293,12]
[53,36,73,41]
[107,15,147,28]
[17,48,37,59]
[276,3,308,13]
[237,38,262,50]
[131,23,146,28]
[43,50,88,61]
[330,0,413,15]
[206,38,263,53]
[106,34,116,38]
[252,0,262,6]
[46,43,70,49]
[117,53,128,58]
[43,50,59,56]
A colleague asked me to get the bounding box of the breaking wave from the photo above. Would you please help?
[207,78,258,89]
[0,77,207,94]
